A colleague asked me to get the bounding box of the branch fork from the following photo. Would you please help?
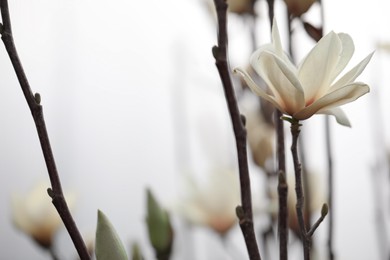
[289,118,327,260]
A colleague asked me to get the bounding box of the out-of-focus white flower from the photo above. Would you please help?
[11,181,76,248]
[234,19,373,127]
[227,0,256,14]
[284,0,316,17]
[242,97,275,170]
[177,168,240,234]
[204,0,257,17]
[377,42,390,53]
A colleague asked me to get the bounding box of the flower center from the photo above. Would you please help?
[305,98,315,107]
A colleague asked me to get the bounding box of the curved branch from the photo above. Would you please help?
[0,1,90,259]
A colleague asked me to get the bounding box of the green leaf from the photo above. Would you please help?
[95,210,128,260]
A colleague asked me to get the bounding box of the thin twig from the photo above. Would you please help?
[0,1,90,259]
[212,0,261,259]
[307,203,328,237]
[290,119,311,260]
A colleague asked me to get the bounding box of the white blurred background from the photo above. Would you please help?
[0,0,390,259]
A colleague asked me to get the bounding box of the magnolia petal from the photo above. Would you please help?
[252,20,292,72]
[12,195,32,233]
[272,18,283,55]
[233,67,286,113]
[318,107,351,127]
[271,19,293,65]
[273,55,305,107]
[330,33,355,81]
[293,82,369,120]
[330,52,374,92]
[250,44,294,75]
[256,52,304,114]
[298,31,342,102]
[250,43,277,75]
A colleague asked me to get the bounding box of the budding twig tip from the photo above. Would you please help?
[212,45,219,60]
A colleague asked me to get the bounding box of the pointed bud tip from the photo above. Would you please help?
[212,45,219,60]
[321,203,328,217]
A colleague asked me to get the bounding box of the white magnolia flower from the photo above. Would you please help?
[234,19,373,127]
[12,181,76,248]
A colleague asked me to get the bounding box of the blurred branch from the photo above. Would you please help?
[212,0,261,259]
[277,170,288,260]
[0,1,90,259]
[266,1,288,260]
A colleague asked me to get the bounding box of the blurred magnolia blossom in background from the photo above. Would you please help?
[240,93,275,171]
[283,0,316,17]
[377,42,390,53]
[11,181,76,249]
[203,0,257,17]
[235,19,373,127]
[175,168,241,235]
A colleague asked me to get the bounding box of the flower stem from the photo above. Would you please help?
[212,1,261,259]
[325,117,334,260]
[0,1,90,259]
[290,119,311,260]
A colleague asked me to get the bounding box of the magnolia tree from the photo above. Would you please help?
[0,0,386,259]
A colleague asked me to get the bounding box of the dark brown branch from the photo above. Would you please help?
[277,170,288,260]
[290,119,311,260]
[0,1,90,259]
[212,0,261,259]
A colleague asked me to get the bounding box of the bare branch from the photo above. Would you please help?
[0,1,90,259]
[212,0,261,259]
